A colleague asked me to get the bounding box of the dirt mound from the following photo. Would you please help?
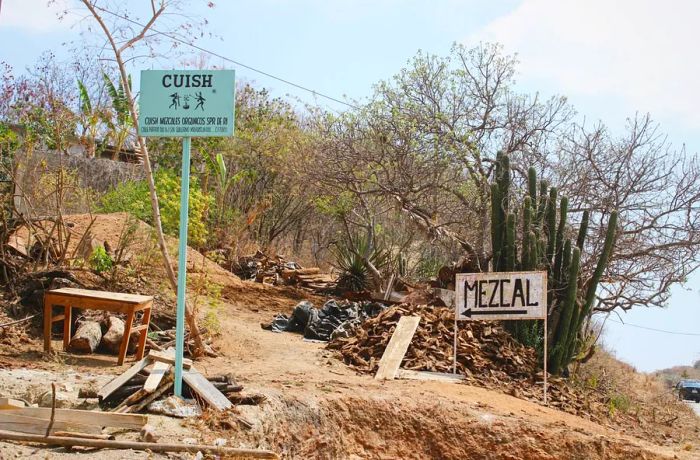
[192,392,679,460]
[12,212,243,287]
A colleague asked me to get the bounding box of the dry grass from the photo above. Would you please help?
[574,347,699,446]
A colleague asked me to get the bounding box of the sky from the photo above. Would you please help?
[0,0,698,372]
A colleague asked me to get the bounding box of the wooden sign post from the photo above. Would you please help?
[455,271,548,404]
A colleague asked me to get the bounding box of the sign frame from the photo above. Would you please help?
[453,271,549,404]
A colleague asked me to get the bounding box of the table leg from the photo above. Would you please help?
[135,303,152,361]
[43,301,52,353]
[62,305,72,350]
[118,310,135,366]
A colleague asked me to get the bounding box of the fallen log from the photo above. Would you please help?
[101,316,125,354]
[0,429,279,458]
[68,321,102,353]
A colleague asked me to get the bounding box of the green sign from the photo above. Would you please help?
[138,69,235,137]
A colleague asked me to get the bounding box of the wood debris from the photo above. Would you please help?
[97,350,251,413]
[328,304,601,419]
[226,250,337,292]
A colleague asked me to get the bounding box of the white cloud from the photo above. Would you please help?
[0,0,69,33]
[472,0,700,129]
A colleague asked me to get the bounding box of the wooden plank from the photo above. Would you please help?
[396,369,465,383]
[98,356,150,401]
[143,361,170,393]
[46,288,153,304]
[0,408,146,430]
[374,316,421,380]
[127,374,173,413]
[182,366,232,411]
[148,350,192,369]
[51,314,65,322]
[370,291,407,304]
[0,412,101,435]
[0,398,25,409]
[45,295,145,315]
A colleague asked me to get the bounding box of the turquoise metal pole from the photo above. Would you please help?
[174,136,191,397]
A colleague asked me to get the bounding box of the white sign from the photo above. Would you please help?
[455,271,547,320]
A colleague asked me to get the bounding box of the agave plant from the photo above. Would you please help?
[332,234,390,292]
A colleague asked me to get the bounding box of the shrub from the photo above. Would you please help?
[89,245,113,274]
[99,169,213,247]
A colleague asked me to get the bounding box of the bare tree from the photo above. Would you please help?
[77,0,210,355]
[312,43,573,274]
[555,114,700,312]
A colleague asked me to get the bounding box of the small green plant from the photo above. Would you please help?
[607,393,631,417]
[89,246,113,274]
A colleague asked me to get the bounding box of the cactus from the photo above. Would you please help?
[561,239,572,283]
[526,231,538,270]
[550,247,581,374]
[573,210,618,335]
[528,167,538,202]
[490,183,503,271]
[553,196,569,285]
[489,153,617,375]
[576,210,589,251]
[545,187,557,263]
[505,213,516,271]
[536,180,548,226]
[522,197,532,269]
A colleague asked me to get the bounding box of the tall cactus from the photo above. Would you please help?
[489,153,617,375]
[490,183,503,271]
[550,246,581,374]
[576,210,589,250]
[575,211,618,332]
[553,196,569,285]
[536,180,548,225]
[505,213,516,271]
[522,197,532,270]
[528,167,538,202]
[545,187,557,262]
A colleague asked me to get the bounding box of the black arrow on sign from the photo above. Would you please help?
[462,308,528,318]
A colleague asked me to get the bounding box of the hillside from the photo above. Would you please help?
[0,214,698,459]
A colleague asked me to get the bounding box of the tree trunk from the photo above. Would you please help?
[68,321,102,353]
[101,315,125,354]
[79,1,207,357]
[119,71,206,358]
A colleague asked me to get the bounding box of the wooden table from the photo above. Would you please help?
[44,288,153,365]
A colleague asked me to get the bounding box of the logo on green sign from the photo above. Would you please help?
[138,70,235,137]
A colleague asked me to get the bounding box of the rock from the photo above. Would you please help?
[75,398,100,410]
[147,396,202,418]
[48,277,79,291]
[139,424,159,442]
[39,390,73,409]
